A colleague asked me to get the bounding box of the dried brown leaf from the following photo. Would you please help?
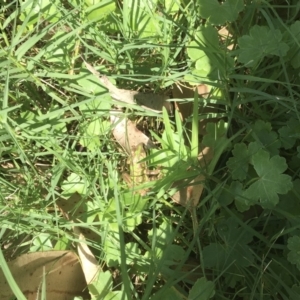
[0,251,88,300]
[111,113,154,153]
[82,57,171,113]
[74,227,101,285]
[171,147,213,208]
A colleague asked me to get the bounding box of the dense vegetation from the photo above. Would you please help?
[1,0,300,299]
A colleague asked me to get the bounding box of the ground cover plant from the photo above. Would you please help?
[1,0,300,299]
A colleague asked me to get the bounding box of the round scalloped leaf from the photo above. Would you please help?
[198,0,244,25]
[189,277,215,300]
[85,0,116,21]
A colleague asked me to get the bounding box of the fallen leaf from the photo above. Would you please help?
[74,227,101,285]
[172,82,219,137]
[82,57,171,113]
[171,146,213,208]
[111,112,155,153]
[0,251,88,300]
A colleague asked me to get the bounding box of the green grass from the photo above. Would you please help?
[1,0,300,299]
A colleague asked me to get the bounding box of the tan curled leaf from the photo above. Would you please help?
[111,113,154,153]
[171,146,213,208]
[172,83,215,136]
[75,228,120,299]
[74,227,101,285]
[0,251,88,300]
[82,57,171,113]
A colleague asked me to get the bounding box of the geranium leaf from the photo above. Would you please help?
[248,120,281,155]
[227,143,250,180]
[278,118,300,149]
[188,277,215,300]
[198,0,244,25]
[287,21,300,69]
[243,150,292,208]
[237,25,289,67]
[287,236,300,271]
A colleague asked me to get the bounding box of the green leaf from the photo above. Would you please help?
[85,0,116,21]
[237,25,289,67]
[188,277,215,300]
[151,287,183,300]
[77,68,110,95]
[287,21,300,69]
[147,220,185,263]
[61,173,90,196]
[187,47,211,77]
[287,236,300,271]
[164,0,180,13]
[198,0,244,25]
[243,150,293,208]
[217,217,253,245]
[277,180,300,216]
[249,120,281,155]
[278,118,300,149]
[88,270,113,298]
[227,143,250,180]
[218,181,242,206]
[186,25,234,81]
[19,0,61,31]
[79,119,111,151]
[203,220,254,272]
[203,242,253,269]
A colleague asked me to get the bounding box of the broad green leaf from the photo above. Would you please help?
[189,277,215,300]
[218,181,242,206]
[77,71,109,95]
[30,233,53,252]
[88,270,112,299]
[187,25,234,81]
[238,26,289,67]
[187,26,219,60]
[277,180,300,216]
[79,119,110,151]
[147,220,185,263]
[123,211,142,231]
[187,46,211,76]
[287,21,300,69]
[151,287,183,300]
[278,118,300,149]
[19,0,61,31]
[203,242,253,269]
[103,231,142,267]
[198,0,244,25]
[227,143,250,180]
[203,225,253,270]
[61,173,90,195]
[248,120,281,155]
[184,69,209,84]
[287,236,300,271]
[164,0,180,13]
[217,217,253,245]
[85,0,116,21]
[243,150,292,208]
